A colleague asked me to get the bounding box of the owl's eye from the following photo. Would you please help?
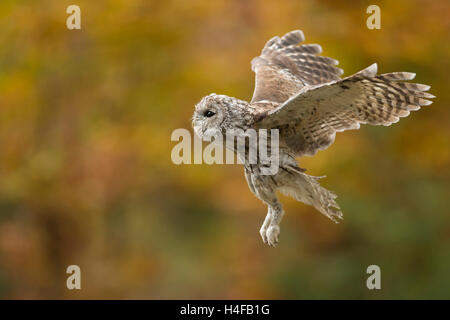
[203,110,216,118]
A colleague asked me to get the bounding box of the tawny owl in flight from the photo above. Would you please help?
[192,30,434,247]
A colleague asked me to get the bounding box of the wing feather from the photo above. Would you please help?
[255,63,435,157]
[251,30,342,105]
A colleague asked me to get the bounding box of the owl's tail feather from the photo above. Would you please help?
[279,169,343,222]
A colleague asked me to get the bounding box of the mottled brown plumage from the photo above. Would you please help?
[192,30,434,247]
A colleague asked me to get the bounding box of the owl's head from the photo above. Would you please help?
[192,93,250,140]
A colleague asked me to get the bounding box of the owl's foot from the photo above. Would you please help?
[260,203,283,246]
[266,225,280,247]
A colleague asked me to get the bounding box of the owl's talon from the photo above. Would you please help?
[259,212,272,245]
[260,227,268,244]
[266,225,280,247]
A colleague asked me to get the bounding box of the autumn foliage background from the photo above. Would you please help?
[0,0,449,299]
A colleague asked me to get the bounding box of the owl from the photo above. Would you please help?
[192,30,434,247]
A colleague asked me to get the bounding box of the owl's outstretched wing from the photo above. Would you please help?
[251,30,343,105]
[255,63,435,157]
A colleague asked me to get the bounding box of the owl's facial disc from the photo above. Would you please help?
[192,94,225,140]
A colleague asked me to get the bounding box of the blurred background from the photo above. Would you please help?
[0,0,449,299]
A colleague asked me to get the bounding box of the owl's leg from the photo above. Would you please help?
[257,190,284,247]
[246,167,285,246]
[265,201,284,247]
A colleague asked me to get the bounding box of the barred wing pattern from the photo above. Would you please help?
[251,30,343,105]
[256,63,435,157]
